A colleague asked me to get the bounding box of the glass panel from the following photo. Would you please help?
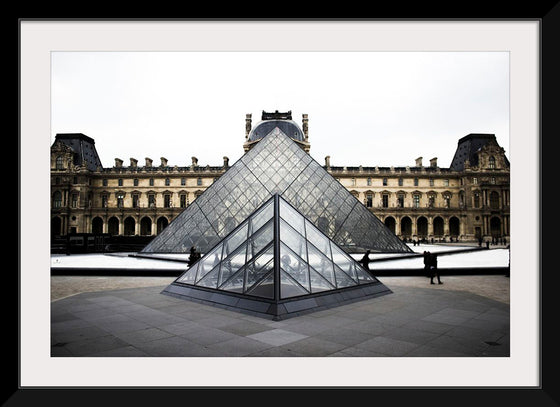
[306,242,336,287]
[250,199,274,234]
[309,266,336,293]
[195,243,223,283]
[355,263,375,283]
[245,258,274,295]
[333,264,357,288]
[280,242,310,292]
[247,219,274,261]
[177,262,198,284]
[222,223,248,258]
[252,243,274,273]
[330,244,358,282]
[280,269,309,299]
[304,219,331,254]
[197,263,220,288]
[279,198,305,236]
[279,219,307,261]
[245,270,274,299]
[218,243,247,287]
[219,266,246,293]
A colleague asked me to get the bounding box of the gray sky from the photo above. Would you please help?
[51,51,509,169]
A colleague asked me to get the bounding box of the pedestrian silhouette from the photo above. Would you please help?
[429,252,442,285]
[188,246,201,267]
[423,251,430,277]
[360,250,372,271]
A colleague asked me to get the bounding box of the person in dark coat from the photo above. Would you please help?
[187,246,200,267]
[360,250,372,271]
[423,251,430,277]
[429,252,442,285]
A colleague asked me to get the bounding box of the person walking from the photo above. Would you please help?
[429,252,442,285]
[360,250,372,271]
[423,251,430,277]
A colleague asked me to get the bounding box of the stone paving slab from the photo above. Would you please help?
[50,281,509,358]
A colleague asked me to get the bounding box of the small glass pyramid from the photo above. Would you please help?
[162,194,392,320]
[142,128,412,255]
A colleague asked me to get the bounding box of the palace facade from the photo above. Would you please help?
[50,111,510,246]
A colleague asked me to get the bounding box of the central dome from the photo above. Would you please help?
[248,119,305,142]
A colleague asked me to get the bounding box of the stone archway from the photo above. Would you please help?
[140,217,152,236]
[400,216,412,237]
[433,216,444,237]
[124,217,136,236]
[490,216,501,238]
[384,216,396,234]
[157,216,169,234]
[92,217,103,234]
[449,216,460,237]
[417,216,428,238]
[51,217,62,236]
[108,217,119,236]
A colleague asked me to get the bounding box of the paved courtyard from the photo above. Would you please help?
[51,275,509,357]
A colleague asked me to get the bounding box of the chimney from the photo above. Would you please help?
[245,113,252,139]
[415,157,423,167]
[302,113,309,141]
[325,155,331,169]
[130,158,137,168]
[145,157,153,167]
[160,157,168,167]
[430,157,438,167]
[223,156,229,168]
[114,158,123,168]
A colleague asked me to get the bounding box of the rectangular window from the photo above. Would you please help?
[71,194,78,208]
[101,195,108,208]
[149,178,154,186]
[429,178,434,186]
[398,178,403,186]
[103,179,108,187]
[132,194,139,208]
[134,178,139,187]
[413,194,420,208]
[444,179,449,186]
[118,179,123,186]
[367,177,372,186]
[181,178,186,186]
[382,178,387,186]
[148,194,156,208]
[366,193,373,208]
[474,193,480,208]
[414,177,419,186]
[473,177,478,185]
[117,193,124,208]
[197,177,202,186]
[382,194,389,208]
[180,194,187,208]
[351,178,356,186]
[164,194,171,208]
[397,195,404,208]
[165,178,170,186]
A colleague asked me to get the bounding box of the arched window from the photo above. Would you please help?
[53,191,62,208]
[489,156,496,169]
[56,156,64,170]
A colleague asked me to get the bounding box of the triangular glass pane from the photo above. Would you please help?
[249,199,274,234]
[279,198,305,236]
[218,243,247,286]
[177,262,198,284]
[219,265,246,293]
[280,242,310,292]
[195,243,223,283]
[309,265,336,293]
[280,269,309,299]
[279,219,307,261]
[305,241,336,287]
[354,263,375,284]
[330,243,358,281]
[222,223,248,258]
[252,243,274,273]
[197,263,221,288]
[247,219,274,261]
[333,264,357,288]
[245,270,274,299]
[245,258,274,294]
[304,219,331,254]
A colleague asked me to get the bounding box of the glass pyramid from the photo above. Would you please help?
[142,127,412,255]
[161,194,392,320]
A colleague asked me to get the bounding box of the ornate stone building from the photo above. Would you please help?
[50,111,509,245]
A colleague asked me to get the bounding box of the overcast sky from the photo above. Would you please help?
[51,51,509,169]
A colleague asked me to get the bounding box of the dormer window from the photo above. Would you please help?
[56,156,64,170]
[489,156,496,169]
